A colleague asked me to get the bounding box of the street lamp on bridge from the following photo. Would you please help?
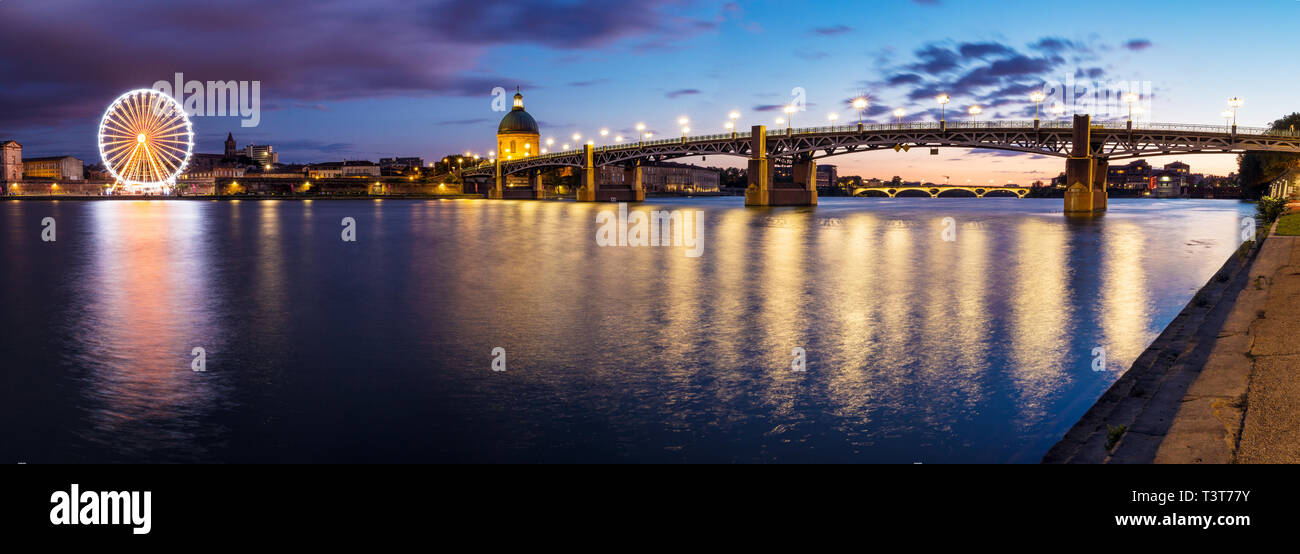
[827,112,839,132]
[893,108,905,127]
[1050,102,1066,118]
[783,105,796,132]
[1228,97,1243,129]
[852,97,868,130]
[968,105,982,124]
[1123,92,1140,123]
[729,110,740,133]
[936,94,950,123]
[635,123,646,144]
[1030,90,1046,121]
[600,128,609,145]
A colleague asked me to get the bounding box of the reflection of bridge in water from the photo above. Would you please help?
[852,185,1030,198]
[465,114,1300,214]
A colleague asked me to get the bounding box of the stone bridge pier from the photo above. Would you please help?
[577,144,645,202]
[489,162,545,199]
[745,125,817,206]
[1063,114,1108,214]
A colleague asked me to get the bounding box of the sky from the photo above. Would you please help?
[2,0,1298,185]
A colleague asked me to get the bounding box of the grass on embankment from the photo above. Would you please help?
[1276,213,1300,236]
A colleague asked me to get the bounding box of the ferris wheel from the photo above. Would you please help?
[98,89,194,192]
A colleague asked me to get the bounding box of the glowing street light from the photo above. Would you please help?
[562,143,570,150]
[724,120,735,137]
[936,94,950,122]
[1228,97,1243,127]
[852,97,868,126]
[1030,90,1046,120]
[546,137,555,147]
[729,110,740,131]
[968,105,982,124]
[1123,92,1140,122]
[643,131,653,140]
[614,135,624,143]
[1050,102,1066,118]
[893,108,905,126]
[783,105,796,130]
[680,125,690,139]
[636,122,646,144]
[600,128,609,145]
[827,112,839,132]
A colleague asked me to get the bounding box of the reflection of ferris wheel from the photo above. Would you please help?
[98,89,194,192]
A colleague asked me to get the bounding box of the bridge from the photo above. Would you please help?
[851,185,1030,198]
[464,114,1300,214]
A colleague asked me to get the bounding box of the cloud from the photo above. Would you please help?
[0,0,710,130]
[438,118,492,126]
[811,25,852,36]
[864,36,1111,120]
[1123,39,1153,51]
[909,45,962,74]
[566,79,611,87]
[666,89,701,98]
[958,42,1015,59]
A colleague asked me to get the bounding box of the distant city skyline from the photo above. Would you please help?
[3,0,1297,184]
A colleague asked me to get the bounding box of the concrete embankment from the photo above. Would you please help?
[1044,226,1280,464]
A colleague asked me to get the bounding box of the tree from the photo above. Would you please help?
[1237,112,1300,199]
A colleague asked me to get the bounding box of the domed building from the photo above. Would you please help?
[497,89,539,161]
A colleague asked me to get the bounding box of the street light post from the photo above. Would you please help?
[852,97,868,131]
[968,105,982,125]
[1123,92,1139,129]
[728,111,740,138]
[635,123,646,144]
[936,94,950,130]
[1030,91,1046,129]
[1228,97,1243,134]
[893,108,905,128]
[827,112,838,132]
[783,105,796,134]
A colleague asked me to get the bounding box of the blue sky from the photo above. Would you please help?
[2,0,1297,184]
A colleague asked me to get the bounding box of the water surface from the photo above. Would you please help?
[0,197,1252,462]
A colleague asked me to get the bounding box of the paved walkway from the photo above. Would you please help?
[1155,233,1300,463]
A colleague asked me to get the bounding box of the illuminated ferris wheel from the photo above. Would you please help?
[98,89,194,192]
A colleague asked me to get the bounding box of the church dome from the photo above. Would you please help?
[498,110,539,134]
[497,91,539,135]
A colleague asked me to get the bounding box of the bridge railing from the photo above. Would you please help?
[469,120,1300,171]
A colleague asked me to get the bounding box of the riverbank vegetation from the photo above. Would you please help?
[1276,213,1300,236]
[1256,196,1288,224]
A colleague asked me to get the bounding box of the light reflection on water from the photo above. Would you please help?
[0,197,1252,462]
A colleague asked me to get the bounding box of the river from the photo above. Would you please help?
[0,197,1253,462]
